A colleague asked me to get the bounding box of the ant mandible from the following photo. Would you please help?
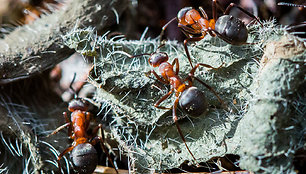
[47,74,118,174]
[160,0,262,68]
[131,45,227,165]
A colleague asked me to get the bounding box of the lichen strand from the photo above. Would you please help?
[0,0,127,84]
[84,36,186,125]
[0,101,43,173]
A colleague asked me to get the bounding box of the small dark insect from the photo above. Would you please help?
[160,0,261,67]
[47,74,118,174]
[131,46,227,165]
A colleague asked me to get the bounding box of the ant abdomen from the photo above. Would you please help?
[179,87,208,116]
[70,143,98,174]
[215,15,248,45]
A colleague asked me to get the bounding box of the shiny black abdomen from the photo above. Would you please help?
[179,87,208,116]
[215,15,248,45]
[70,143,98,174]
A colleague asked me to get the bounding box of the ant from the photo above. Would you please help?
[131,45,227,165]
[47,74,118,174]
[160,0,262,68]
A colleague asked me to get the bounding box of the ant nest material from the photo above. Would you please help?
[64,20,305,173]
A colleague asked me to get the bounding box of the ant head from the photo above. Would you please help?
[131,44,167,67]
[179,87,208,116]
[68,98,90,112]
[177,7,193,24]
[70,143,98,174]
[148,52,169,67]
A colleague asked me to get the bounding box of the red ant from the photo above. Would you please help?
[160,0,262,68]
[47,74,118,174]
[131,45,227,165]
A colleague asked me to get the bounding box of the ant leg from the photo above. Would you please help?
[188,63,228,110]
[180,29,194,39]
[68,72,79,99]
[63,112,73,138]
[172,97,199,165]
[214,0,226,13]
[183,76,193,87]
[189,62,223,75]
[91,126,118,174]
[57,145,75,173]
[157,43,166,50]
[210,27,259,45]
[92,124,104,139]
[63,112,70,123]
[208,28,233,44]
[160,17,177,42]
[224,3,262,25]
[171,58,179,75]
[154,88,174,110]
[191,75,228,111]
[129,53,151,58]
[184,36,205,68]
[207,28,216,37]
[85,112,91,128]
[182,63,221,86]
[46,123,70,138]
[178,24,200,35]
[146,70,169,84]
[211,0,217,21]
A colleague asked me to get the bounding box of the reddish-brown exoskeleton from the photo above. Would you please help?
[48,76,118,174]
[160,0,262,68]
[131,47,227,165]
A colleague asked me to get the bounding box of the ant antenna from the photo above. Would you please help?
[129,53,151,58]
[69,73,78,99]
[278,2,306,8]
[157,43,166,50]
[130,43,167,58]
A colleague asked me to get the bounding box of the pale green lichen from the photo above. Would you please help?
[63,20,306,173]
